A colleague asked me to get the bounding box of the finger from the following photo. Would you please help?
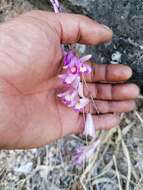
[24,11,113,45]
[56,13,113,44]
[84,100,136,114]
[84,64,132,82]
[83,83,140,100]
[79,113,120,130]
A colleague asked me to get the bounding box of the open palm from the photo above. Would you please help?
[0,11,139,149]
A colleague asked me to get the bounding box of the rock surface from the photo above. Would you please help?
[30,0,143,92]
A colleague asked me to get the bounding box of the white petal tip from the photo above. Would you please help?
[80,54,92,62]
[83,113,96,138]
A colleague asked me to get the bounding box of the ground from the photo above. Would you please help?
[0,1,143,190]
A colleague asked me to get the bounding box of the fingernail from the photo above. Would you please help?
[102,24,112,32]
[124,66,132,78]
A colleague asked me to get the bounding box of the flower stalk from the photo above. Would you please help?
[50,0,100,166]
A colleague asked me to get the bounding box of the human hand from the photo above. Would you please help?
[0,11,139,149]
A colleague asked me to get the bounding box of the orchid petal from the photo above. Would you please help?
[79,64,88,73]
[67,99,77,107]
[78,82,84,98]
[72,146,86,165]
[54,0,60,7]
[64,51,75,65]
[58,89,78,100]
[83,113,96,138]
[72,139,100,166]
[58,74,78,84]
[72,76,80,89]
[67,57,79,73]
[50,0,59,13]
[64,74,78,84]
[74,98,89,110]
[58,88,79,108]
[57,92,66,98]
[58,74,66,79]
[64,90,77,102]
[79,63,92,74]
[53,4,59,13]
[85,64,92,73]
[80,54,92,62]
[57,90,70,98]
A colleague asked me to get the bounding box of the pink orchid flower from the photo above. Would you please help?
[58,51,92,111]
[64,51,92,74]
[72,140,100,166]
[58,73,78,84]
[51,0,100,167]
[80,54,92,62]
[58,89,78,103]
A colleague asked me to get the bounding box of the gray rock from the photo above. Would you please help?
[65,0,143,91]
[29,0,143,92]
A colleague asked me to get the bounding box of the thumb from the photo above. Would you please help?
[54,13,113,45]
[25,11,113,45]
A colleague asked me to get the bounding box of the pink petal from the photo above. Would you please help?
[67,99,77,107]
[68,57,80,74]
[58,89,78,100]
[74,98,89,110]
[79,63,92,73]
[72,139,100,166]
[72,76,80,89]
[58,74,66,79]
[63,65,68,69]
[70,65,78,74]
[64,52,75,66]
[57,91,69,98]
[60,98,70,106]
[64,90,78,102]
[64,74,78,84]
[78,82,84,98]
[85,64,92,73]
[68,95,79,107]
[74,154,85,165]
[72,146,86,165]
[50,0,59,13]
[83,113,96,138]
[54,0,60,7]
[79,64,88,73]
[58,89,79,108]
[58,74,78,84]
[80,54,92,62]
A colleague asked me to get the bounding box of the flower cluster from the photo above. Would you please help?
[58,51,92,111]
[50,0,100,166]
[72,140,100,166]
